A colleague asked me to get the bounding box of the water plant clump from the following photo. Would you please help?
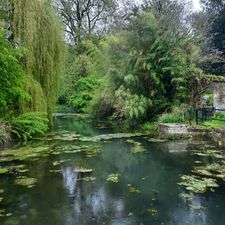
[77,176,96,182]
[15,176,37,188]
[192,163,225,181]
[74,167,93,173]
[179,193,195,201]
[106,173,120,183]
[52,159,71,167]
[127,184,141,193]
[0,167,8,174]
[0,146,51,163]
[178,175,219,193]
[53,145,88,154]
[130,142,146,154]
[193,149,224,159]
[0,190,3,203]
[85,147,101,158]
[148,208,158,217]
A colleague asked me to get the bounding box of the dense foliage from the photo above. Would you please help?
[67,76,102,113]
[1,0,225,142]
[0,30,27,113]
[0,0,65,142]
[11,112,49,141]
[90,11,202,122]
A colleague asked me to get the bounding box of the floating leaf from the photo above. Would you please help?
[130,142,145,153]
[179,193,195,201]
[106,173,120,183]
[148,208,158,216]
[74,167,93,173]
[77,176,96,181]
[178,175,218,193]
[128,184,141,193]
[15,176,37,188]
[0,167,8,174]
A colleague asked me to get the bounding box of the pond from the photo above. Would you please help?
[0,114,225,225]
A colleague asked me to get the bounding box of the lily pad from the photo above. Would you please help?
[193,150,224,159]
[178,175,218,193]
[85,147,101,158]
[0,146,50,163]
[52,159,71,166]
[147,138,166,143]
[77,176,96,181]
[128,184,141,193]
[148,208,158,216]
[74,167,93,173]
[188,204,205,210]
[128,212,133,217]
[192,163,225,181]
[15,176,37,188]
[106,173,120,183]
[0,167,8,174]
[130,142,145,153]
[179,193,195,201]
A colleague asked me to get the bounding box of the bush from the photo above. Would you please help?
[204,113,225,130]
[68,76,101,113]
[11,112,49,141]
[158,105,187,124]
[140,122,159,135]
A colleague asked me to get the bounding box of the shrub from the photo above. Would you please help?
[68,76,102,113]
[11,112,49,141]
[204,113,225,130]
[140,122,160,136]
[158,105,187,124]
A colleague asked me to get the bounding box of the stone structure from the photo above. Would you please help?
[159,124,188,134]
[212,82,225,111]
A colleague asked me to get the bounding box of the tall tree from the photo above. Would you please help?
[4,0,65,120]
[192,0,225,75]
[55,0,118,44]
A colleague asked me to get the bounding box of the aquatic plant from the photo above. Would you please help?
[77,176,96,182]
[0,167,8,174]
[15,176,37,188]
[74,167,93,173]
[127,184,141,193]
[178,175,218,193]
[192,163,225,181]
[85,147,101,158]
[179,193,195,201]
[0,145,50,163]
[106,173,120,183]
[148,208,158,217]
[130,142,145,153]
[52,159,71,167]
[0,189,3,203]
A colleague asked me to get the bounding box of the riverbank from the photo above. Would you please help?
[1,112,225,224]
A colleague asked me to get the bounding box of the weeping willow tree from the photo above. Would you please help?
[8,0,65,122]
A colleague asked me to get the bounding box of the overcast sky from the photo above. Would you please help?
[192,0,201,11]
[135,0,202,11]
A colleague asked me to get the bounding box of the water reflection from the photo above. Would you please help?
[1,115,225,225]
[62,166,78,197]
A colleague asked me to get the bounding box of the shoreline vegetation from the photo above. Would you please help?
[0,1,225,151]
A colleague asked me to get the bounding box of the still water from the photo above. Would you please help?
[0,114,225,225]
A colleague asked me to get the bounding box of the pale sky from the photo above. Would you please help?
[135,0,202,11]
[192,0,202,11]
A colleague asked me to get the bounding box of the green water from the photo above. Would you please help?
[0,114,225,225]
